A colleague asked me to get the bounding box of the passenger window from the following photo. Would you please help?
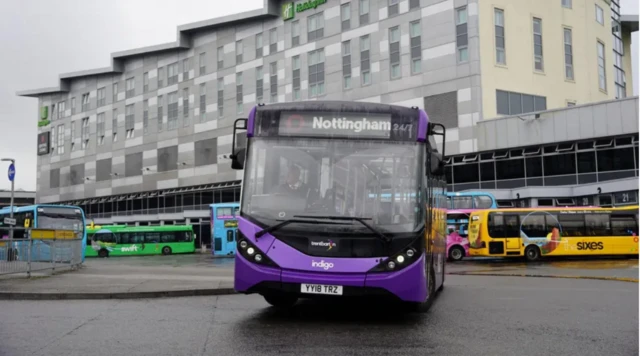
[557,213,586,236]
[474,195,494,209]
[488,213,505,238]
[520,213,546,238]
[584,213,611,236]
[452,197,473,209]
[504,215,520,237]
[611,214,637,236]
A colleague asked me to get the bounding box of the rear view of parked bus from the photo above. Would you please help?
[468,206,639,262]
[228,101,448,311]
[210,203,240,256]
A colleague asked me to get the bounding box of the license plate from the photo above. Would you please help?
[300,283,343,295]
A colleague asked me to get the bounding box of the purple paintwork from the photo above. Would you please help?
[235,216,428,303]
[247,106,257,137]
[417,109,429,142]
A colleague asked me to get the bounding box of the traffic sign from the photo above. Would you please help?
[3,217,16,225]
[7,163,15,182]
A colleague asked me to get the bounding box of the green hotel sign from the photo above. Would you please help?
[282,0,327,21]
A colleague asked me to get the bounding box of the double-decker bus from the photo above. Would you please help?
[227,101,448,311]
[468,206,639,262]
[210,203,240,256]
[86,225,196,257]
[0,204,86,261]
[445,192,497,261]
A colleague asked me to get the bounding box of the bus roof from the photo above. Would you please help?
[446,191,496,198]
[470,206,639,214]
[87,225,194,233]
[0,204,82,215]
[210,203,239,208]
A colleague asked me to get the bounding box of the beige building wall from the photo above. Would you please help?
[478,0,618,119]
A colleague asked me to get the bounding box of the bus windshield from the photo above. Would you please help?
[37,207,84,238]
[241,137,422,234]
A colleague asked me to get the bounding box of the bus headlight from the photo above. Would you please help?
[396,255,405,264]
[368,245,422,273]
[236,232,278,267]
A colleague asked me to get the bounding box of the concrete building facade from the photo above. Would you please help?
[17,0,639,247]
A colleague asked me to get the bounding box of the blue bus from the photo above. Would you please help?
[0,204,87,262]
[210,203,240,256]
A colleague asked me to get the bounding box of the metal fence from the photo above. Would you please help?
[0,227,84,277]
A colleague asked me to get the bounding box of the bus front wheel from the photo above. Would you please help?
[524,245,541,262]
[98,249,109,258]
[448,246,465,261]
[161,246,172,255]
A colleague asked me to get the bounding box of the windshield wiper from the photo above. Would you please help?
[293,215,391,244]
[255,218,349,239]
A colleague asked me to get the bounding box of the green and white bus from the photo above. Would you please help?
[86,225,196,257]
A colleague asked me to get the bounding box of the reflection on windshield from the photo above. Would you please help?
[38,214,84,239]
[241,137,422,233]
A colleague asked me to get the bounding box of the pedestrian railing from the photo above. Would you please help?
[0,227,83,277]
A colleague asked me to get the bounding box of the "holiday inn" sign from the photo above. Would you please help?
[282,0,327,21]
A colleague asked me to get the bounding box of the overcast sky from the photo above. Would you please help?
[0,0,637,191]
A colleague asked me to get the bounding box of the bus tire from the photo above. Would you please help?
[448,246,465,262]
[161,246,172,255]
[98,249,109,258]
[412,257,436,313]
[524,245,541,262]
[263,294,298,308]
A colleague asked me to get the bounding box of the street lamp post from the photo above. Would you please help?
[2,158,15,239]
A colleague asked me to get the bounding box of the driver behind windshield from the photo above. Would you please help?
[275,165,311,199]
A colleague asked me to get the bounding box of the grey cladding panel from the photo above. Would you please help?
[50,169,60,189]
[158,146,178,172]
[96,159,112,182]
[195,138,217,167]
[424,91,458,129]
[70,164,85,186]
[125,153,143,177]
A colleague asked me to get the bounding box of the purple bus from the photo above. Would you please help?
[227,101,448,311]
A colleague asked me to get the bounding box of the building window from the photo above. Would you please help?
[495,9,505,65]
[596,4,604,25]
[342,41,352,89]
[143,72,149,93]
[112,83,118,103]
[57,124,64,155]
[97,88,106,107]
[217,46,224,69]
[567,101,576,107]
[158,67,164,88]
[270,28,277,54]
[217,78,224,117]
[389,27,401,79]
[167,92,178,130]
[71,97,76,115]
[50,125,56,155]
[292,56,301,100]
[359,0,369,25]
[82,93,90,112]
[81,117,89,149]
[256,33,263,58]
[564,28,574,80]
[309,49,325,97]
[597,41,606,91]
[143,100,149,135]
[341,3,351,31]
[496,89,547,115]
[183,88,190,126]
[388,0,399,16]
[125,104,135,138]
[182,58,190,80]
[308,13,324,41]
[410,21,422,74]
[97,113,105,145]
[199,84,206,122]
[533,18,543,71]
[612,0,626,99]
[562,0,572,9]
[167,63,178,85]
[57,100,66,119]
[236,72,243,114]
[126,77,135,99]
[51,103,56,121]
[292,21,300,47]
[70,120,76,151]
[112,109,118,141]
[410,0,419,10]
[199,52,206,76]
[256,66,264,102]
[157,96,163,132]
[360,35,371,85]
[270,62,278,102]
[456,7,468,62]
[236,41,243,64]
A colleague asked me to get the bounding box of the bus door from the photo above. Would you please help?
[504,214,521,254]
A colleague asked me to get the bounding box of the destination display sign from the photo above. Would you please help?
[255,111,417,141]
[224,220,238,228]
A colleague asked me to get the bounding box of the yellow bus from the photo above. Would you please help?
[467,206,639,262]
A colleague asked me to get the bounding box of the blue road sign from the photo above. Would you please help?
[8,163,15,182]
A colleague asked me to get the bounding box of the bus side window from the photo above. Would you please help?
[611,214,637,236]
[488,213,505,238]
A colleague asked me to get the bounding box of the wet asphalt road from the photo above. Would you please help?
[0,274,637,356]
